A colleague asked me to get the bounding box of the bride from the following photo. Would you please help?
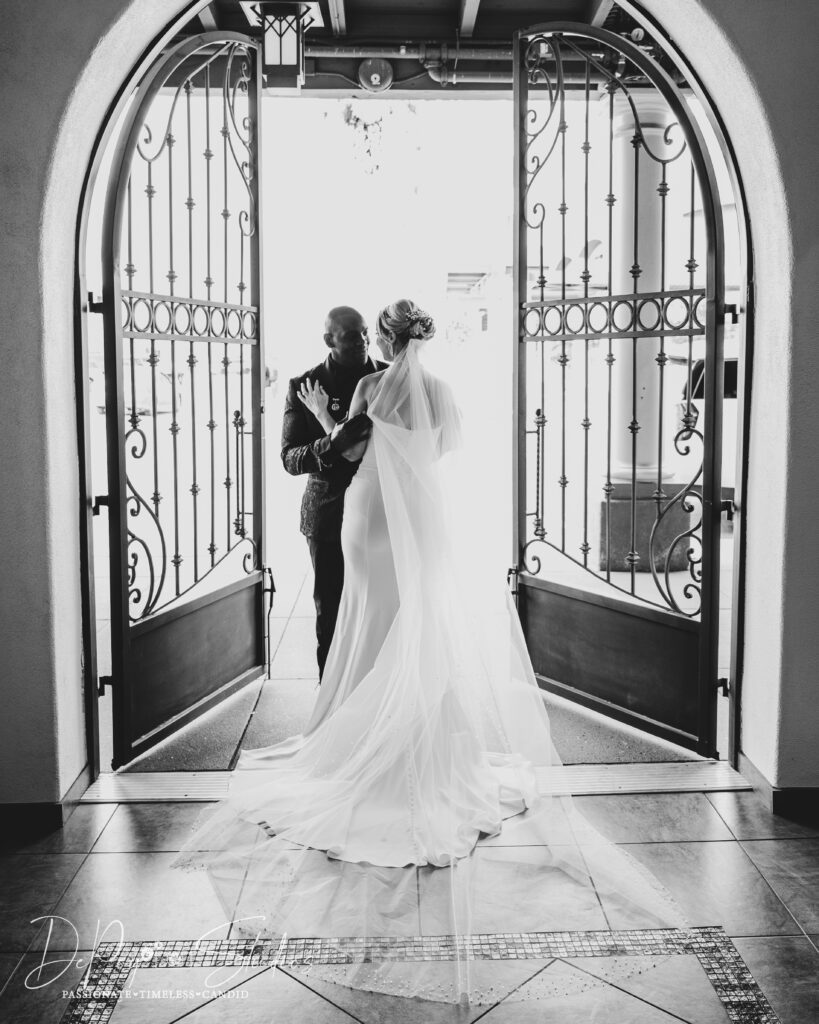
[171,299,685,1006]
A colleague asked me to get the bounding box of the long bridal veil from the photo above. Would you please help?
[170,338,688,1007]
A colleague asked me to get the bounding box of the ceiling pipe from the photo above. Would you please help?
[304,43,613,88]
[422,64,599,85]
[424,64,513,85]
[305,43,512,61]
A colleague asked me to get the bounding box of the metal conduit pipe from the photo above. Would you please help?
[305,44,512,61]
[423,64,603,86]
[424,64,513,85]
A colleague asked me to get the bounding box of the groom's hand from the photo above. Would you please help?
[329,413,372,459]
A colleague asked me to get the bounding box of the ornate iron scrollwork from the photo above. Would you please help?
[517,29,714,618]
[118,41,260,622]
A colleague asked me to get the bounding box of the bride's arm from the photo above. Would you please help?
[332,375,376,462]
[348,375,375,417]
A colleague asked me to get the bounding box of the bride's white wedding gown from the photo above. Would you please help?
[171,341,686,1005]
[233,400,545,867]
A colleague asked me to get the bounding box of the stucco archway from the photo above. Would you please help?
[2,0,811,820]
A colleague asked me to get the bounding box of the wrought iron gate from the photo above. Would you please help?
[101,33,267,768]
[512,24,725,756]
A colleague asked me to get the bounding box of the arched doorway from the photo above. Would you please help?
[76,1,750,776]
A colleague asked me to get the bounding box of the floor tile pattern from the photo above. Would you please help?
[60,927,779,1023]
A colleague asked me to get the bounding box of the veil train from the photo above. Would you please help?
[170,339,687,1006]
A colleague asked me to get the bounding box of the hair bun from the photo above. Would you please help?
[405,308,436,340]
[377,300,436,345]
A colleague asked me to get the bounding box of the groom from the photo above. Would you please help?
[281,306,387,680]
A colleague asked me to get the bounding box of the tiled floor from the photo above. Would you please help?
[11,524,810,1021]
[1,790,818,1022]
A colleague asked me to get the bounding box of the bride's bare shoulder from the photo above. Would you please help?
[361,369,388,395]
[350,370,385,415]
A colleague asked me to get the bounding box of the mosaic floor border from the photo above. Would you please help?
[60,926,780,1023]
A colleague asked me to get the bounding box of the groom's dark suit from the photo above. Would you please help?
[281,352,387,678]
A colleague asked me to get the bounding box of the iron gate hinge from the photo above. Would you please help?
[507,564,519,596]
[716,677,730,697]
[98,675,113,696]
[722,303,739,325]
[720,498,736,521]
[92,495,109,516]
[87,292,104,314]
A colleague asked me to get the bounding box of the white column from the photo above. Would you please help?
[609,92,674,484]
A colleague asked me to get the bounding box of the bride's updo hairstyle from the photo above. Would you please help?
[376,298,436,348]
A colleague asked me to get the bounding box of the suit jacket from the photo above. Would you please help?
[281,353,388,539]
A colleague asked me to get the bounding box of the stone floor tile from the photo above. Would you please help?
[418,846,609,935]
[733,935,819,1024]
[105,963,358,1023]
[242,678,317,749]
[479,958,686,1022]
[293,962,509,1023]
[0,948,96,1024]
[740,838,819,932]
[477,800,579,848]
[268,617,321,680]
[0,854,86,951]
[572,793,734,844]
[0,805,117,855]
[92,803,220,852]
[599,840,800,935]
[563,952,729,1024]
[27,852,233,952]
[706,791,819,840]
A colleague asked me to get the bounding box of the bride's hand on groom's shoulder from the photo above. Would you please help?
[296,376,329,415]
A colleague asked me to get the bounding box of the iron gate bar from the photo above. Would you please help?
[582,60,591,568]
[605,76,615,582]
[512,22,724,757]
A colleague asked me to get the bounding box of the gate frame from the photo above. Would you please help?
[100,30,266,768]
[74,3,264,777]
[512,21,729,758]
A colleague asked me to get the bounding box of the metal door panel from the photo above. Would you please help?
[101,33,267,767]
[519,577,699,745]
[128,573,263,746]
[512,23,725,756]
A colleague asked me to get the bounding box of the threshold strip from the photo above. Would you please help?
[80,760,750,803]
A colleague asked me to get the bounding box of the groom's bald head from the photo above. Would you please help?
[325,305,364,335]
[324,305,369,367]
